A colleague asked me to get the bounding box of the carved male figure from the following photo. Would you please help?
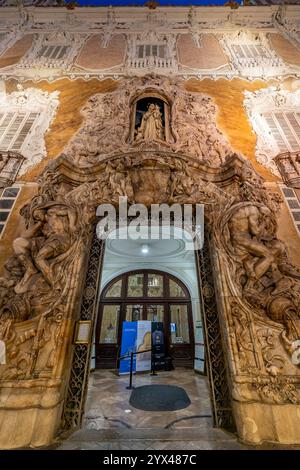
[13,207,46,294]
[13,203,77,293]
[228,204,285,289]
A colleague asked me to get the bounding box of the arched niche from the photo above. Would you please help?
[129,90,173,143]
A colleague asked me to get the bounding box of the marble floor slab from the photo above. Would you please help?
[55,368,300,450]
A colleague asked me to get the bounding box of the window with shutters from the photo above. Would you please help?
[0,112,39,152]
[262,112,300,153]
[36,45,70,61]
[281,185,300,235]
[232,44,270,60]
[137,44,167,59]
[0,186,20,237]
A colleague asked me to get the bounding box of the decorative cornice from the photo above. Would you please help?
[0,85,59,175]
[0,5,299,80]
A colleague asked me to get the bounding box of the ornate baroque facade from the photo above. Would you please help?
[0,1,300,449]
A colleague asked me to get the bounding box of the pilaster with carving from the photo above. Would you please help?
[0,76,300,447]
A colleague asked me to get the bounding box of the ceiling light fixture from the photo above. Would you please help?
[141,244,149,254]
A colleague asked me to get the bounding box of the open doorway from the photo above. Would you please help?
[76,228,215,438]
[92,227,205,374]
[96,270,194,369]
[62,224,235,442]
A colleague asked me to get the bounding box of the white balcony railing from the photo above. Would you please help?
[128,56,175,69]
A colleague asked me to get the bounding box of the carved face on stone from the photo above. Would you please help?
[130,164,171,205]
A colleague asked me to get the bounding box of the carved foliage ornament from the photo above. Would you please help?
[0,76,300,406]
[64,75,238,168]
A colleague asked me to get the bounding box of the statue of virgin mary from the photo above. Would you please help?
[136,103,165,142]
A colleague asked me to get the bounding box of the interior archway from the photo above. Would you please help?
[96,269,194,369]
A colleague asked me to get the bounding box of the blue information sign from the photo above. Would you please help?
[119,321,138,374]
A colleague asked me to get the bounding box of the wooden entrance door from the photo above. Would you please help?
[95,270,194,369]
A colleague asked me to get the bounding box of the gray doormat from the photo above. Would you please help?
[129,384,191,411]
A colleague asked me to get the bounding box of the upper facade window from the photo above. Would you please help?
[219,31,286,78]
[0,186,20,237]
[127,32,177,71]
[0,111,38,152]
[36,45,70,62]
[0,85,59,176]
[263,112,300,153]
[18,32,86,70]
[0,31,23,56]
[244,87,300,175]
[137,44,167,60]
[231,44,270,61]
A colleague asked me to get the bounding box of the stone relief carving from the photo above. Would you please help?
[216,164,300,402]
[244,87,300,176]
[0,151,25,189]
[0,84,59,175]
[0,149,231,381]
[65,75,238,168]
[274,151,300,189]
[0,75,300,408]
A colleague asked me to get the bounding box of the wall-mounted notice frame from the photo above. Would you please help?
[74,320,92,344]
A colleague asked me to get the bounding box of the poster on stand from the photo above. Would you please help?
[136,320,152,372]
[119,321,137,375]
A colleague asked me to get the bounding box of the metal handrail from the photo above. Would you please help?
[118,348,152,361]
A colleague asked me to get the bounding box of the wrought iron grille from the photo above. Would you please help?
[61,230,104,430]
[196,237,236,433]
[62,222,235,434]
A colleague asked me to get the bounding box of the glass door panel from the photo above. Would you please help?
[99,304,120,344]
[146,304,164,322]
[125,304,143,322]
[169,304,190,344]
[147,273,163,297]
[169,279,186,298]
[127,273,144,297]
[105,279,122,298]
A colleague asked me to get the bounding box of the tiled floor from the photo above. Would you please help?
[84,369,213,430]
[56,368,250,450]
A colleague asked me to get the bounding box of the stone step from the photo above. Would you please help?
[65,426,238,443]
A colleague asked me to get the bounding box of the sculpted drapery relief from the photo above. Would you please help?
[64,75,235,168]
[0,76,300,410]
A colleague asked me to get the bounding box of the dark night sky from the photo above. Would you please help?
[70,1,243,6]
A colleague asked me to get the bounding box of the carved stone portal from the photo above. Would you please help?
[1,76,300,448]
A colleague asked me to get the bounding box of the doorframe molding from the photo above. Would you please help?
[61,229,104,430]
[61,225,235,434]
